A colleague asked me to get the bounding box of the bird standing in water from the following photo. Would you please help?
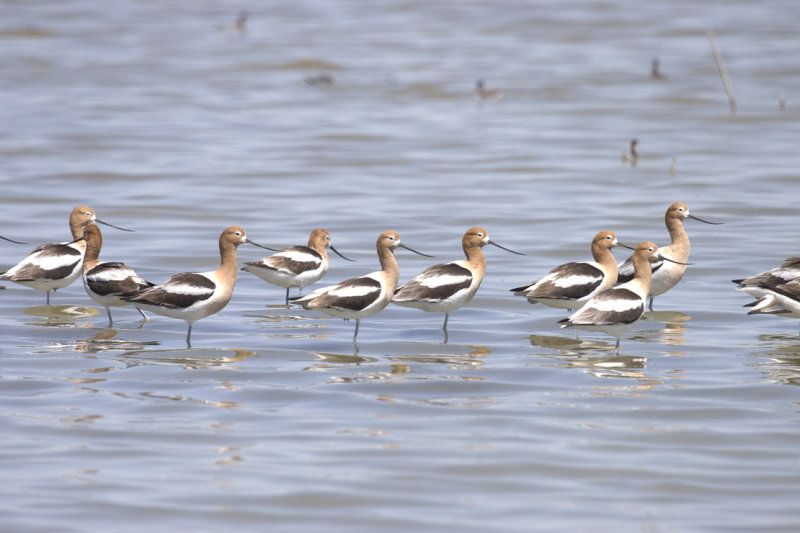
[560,241,687,353]
[242,228,351,304]
[393,227,523,336]
[82,224,154,325]
[125,226,271,347]
[616,202,721,311]
[293,230,431,344]
[511,230,621,312]
[0,206,131,304]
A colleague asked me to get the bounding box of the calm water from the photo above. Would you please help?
[1,0,799,531]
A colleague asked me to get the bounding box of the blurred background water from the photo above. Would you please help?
[1,0,799,531]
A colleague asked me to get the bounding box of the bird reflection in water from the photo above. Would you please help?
[751,334,800,386]
[306,343,491,382]
[120,347,254,370]
[74,328,157,353]
[388,344,491,370]
[535,310,689,356]
[530,314,689,379]
[245,309,332,340]
[308,351,408,383]
[24,304,99,328]
[638,311,690,348]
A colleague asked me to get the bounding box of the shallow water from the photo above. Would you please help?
[2,0,799,532]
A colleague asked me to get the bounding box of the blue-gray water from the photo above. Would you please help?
[1,1,799,532]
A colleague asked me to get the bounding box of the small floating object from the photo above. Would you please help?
[651,57,665,79]
[622,139,639,165]
[475,79,503,101]
[305,73,334,86]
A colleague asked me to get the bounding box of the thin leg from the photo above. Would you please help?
[442,313,449,330]
[46,290,51,306]
[648,296,654,312]
[136,307,150,321]
[352,319,361,343]
[567,310,579,339]
[106,307,113,326]
[284,287,290,305]
[186,323,193,348]
[614,338,621,354]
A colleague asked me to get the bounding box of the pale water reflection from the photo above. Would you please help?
[74,328,158,353]
[120,347,255,370]
[750,334,800,386]
[23,304,99,327]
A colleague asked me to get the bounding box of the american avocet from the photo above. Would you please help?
[82,224,154,325]
[511,230,621,311]
[732,257,800,299]
[292,230,431,343]
[744,279,800,329]
[241,228,352,304]
[559,241,687,353]
[0,206,131,305]
[392,227,523,332]
[616,202,721,311]
[733,258,800,331]
[124,226,269,347]
[475,79,503,101]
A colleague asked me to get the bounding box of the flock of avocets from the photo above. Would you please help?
[0,203,797,351]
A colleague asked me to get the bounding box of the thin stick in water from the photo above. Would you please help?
[707,30,737,116]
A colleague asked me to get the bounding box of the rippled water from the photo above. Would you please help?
[2,0,799,531]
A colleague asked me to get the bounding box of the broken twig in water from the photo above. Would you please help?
[707,30,737,116]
